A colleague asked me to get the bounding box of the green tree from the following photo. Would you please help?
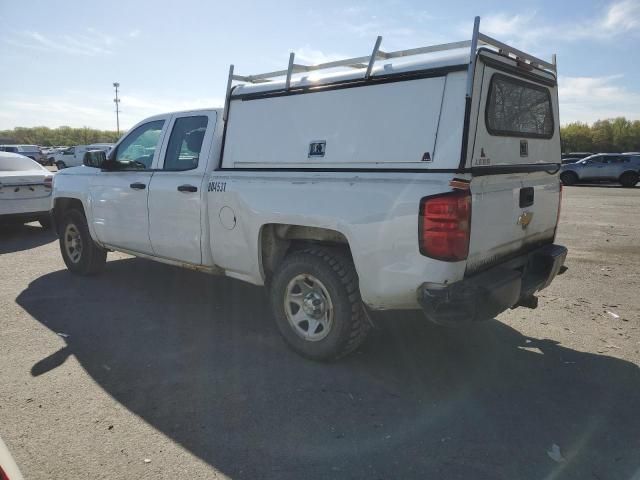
[591,120,614,152]
[0,126,121,146]
[611,117,635,152]
[560,122,592,152]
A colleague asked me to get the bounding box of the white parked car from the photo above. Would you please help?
[51,18,567,360]
[50,144,114,169]
[0,435,24,480]
[0,152,54,228]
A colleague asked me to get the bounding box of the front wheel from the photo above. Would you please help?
[560,171,578,186]
[59,209,107,275]
[619,171,639,188]
[55,161,66,170]
[269,247,370,361]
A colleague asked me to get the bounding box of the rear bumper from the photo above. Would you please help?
[418,244,567,326]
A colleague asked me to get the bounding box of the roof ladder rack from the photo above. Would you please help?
[223,16,557,121]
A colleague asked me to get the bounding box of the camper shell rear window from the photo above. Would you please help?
[485,73,554,139]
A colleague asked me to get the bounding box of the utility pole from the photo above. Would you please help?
[113,82,121,135]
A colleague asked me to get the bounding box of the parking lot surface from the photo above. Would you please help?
[1,185,639,480]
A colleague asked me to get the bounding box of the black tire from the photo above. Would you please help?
[39,216,52,230]
[270,247,370,361]
[59,209,107,275]
[47,157,55,166]
[619,171,639,188]
[560,171,578,186]
[56,161,66,170]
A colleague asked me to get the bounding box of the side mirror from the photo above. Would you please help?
[83,150,106,168]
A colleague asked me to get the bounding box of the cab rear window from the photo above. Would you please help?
[485,73,554,139]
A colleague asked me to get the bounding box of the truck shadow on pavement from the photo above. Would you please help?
[0,223,56,254]
[16,257,640,480]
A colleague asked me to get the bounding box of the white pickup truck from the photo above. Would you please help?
[50,144,113,170]
[51,18,567,360]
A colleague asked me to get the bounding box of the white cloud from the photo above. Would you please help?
[128,29,141,38]
[473,0,640,48]
[602,0,640,31]
[0,92,223,130]
[292,47,345,65]
[4,29,117,56]
[559,75,640,123]
[480,11,539,38]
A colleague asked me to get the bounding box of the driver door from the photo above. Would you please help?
[580,155,605,179]
[89,116,170,254]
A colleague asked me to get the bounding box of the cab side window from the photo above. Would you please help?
[113,120,165,169]
[163,116,208,171]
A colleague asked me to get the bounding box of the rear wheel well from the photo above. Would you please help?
[260,224,353,281]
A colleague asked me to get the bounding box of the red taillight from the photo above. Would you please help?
[0,465,10,480]
[419,190,471,261]
[44,176,53,189]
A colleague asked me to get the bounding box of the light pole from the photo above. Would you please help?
[113,82,121,135]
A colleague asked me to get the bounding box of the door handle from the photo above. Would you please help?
[130,182,146,190]
[177,184,198,193]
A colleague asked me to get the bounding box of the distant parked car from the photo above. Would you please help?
[0,145,49,165]
[51,144,114,169]
[560,153,640,187]
[0,152,54,228]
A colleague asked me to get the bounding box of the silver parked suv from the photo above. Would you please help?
[560,153,640,188]
[0,145,49,165]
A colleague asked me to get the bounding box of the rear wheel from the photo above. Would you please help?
[55,161,66,170]
[619,171,638,188]
[560,171,578,186]
[59,209,106,275]
[269,247,370,361]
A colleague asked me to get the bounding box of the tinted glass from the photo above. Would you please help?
[115,120,164,169]
[486,74,554,138]
[163,116,208,171]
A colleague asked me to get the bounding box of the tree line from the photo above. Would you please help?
[2,117,640,153]
[0,126,121,147]
[560,117,640,153]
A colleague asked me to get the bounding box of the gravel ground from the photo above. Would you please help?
[1,185,639,480]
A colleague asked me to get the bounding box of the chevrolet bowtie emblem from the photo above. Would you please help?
[517,211,534,229]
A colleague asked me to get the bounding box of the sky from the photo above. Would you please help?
[1,0,639,131]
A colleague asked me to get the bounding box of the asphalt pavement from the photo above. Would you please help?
[1,185,639,479]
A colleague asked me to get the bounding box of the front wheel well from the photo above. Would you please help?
[53,198,85,230]
[260,224,353,281]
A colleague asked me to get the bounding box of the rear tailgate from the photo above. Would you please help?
[465,51,561,274]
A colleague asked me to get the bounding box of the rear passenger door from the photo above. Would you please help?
[147,111,216,265]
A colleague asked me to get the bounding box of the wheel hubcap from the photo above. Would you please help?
[284,274,333,341]
[64,223,83,263]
